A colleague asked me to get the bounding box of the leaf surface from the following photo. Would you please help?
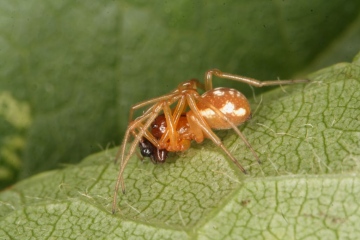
[1,0,360,185]
[1,55,359,239]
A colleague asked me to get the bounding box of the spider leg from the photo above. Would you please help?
[112,102,164,214]
[171,95,187,124]
[114,117,157,196]
[204,69,309,91]
[162,103,178,150]
[128,91,181,123]
[158,95,188,148]
[114,119,153,194]
[185,94,247,174]
[121,105,163,180]
[131,122,161,148]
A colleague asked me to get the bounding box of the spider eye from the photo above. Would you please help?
[138,140,154,157]
[141,148,152,157]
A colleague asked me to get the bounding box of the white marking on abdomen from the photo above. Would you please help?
[212,89,225,96]
[234,107,246,116]
[220,101,235,113]
[200,108,216,118]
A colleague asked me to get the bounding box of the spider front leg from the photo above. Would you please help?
[127,92,184,123]
[204,69,309,91]
[112,102,165,214]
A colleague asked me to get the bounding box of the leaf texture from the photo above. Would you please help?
[1,54,359,239]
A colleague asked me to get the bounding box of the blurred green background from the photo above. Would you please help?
[1,0,360,189]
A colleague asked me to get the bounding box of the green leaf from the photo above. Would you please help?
[1,0,360,187]
[1,54,359,239]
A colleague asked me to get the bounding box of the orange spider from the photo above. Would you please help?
[112,69,309,213]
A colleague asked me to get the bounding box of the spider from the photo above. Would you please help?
[112,69,309,213]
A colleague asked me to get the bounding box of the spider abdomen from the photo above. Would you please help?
[198,87,251,129]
